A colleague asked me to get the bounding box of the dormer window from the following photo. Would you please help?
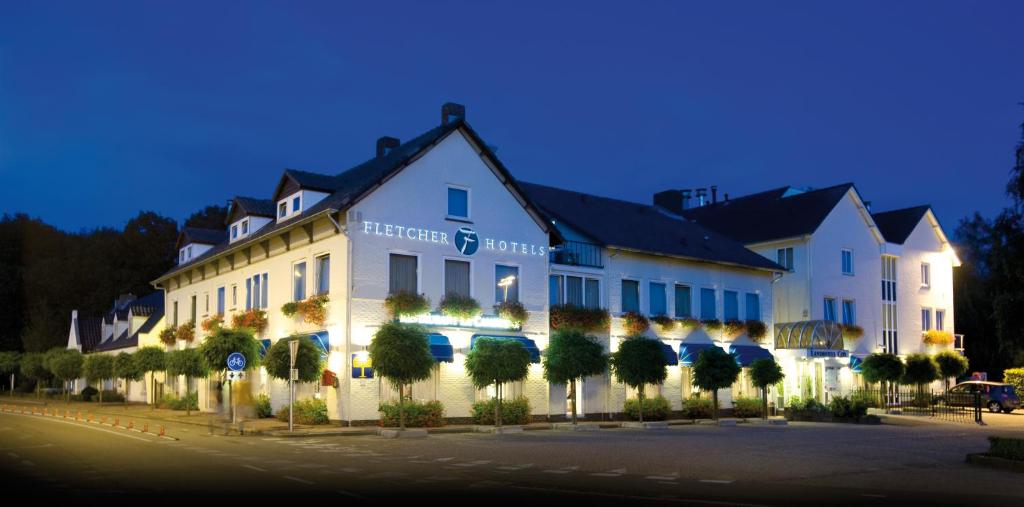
[292,196,301,212]
[231,224,238,240]
[277,192,307,222]
[180,250,185,263]
[241,219,249,234]
[278,202,287,218]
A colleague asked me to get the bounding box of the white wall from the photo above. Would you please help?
[896,213,957,355]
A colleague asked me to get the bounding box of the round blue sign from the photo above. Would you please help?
[454,227,479,255]
[227,352,246,372]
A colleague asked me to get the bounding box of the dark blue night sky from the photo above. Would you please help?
[1,1,1021,232]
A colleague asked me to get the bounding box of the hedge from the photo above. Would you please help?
[682,396,713,419]
[379,399,445,428]
[623,395,671,421]
[731,397,762,418]
[276,398,329,425]
[988,436,1024,461]
[1004,368,1024,396]
[471,396,531,425]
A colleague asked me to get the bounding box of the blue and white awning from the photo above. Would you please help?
[470,334,541,363]
[428,333,454,363]
[308,331,330,360]
[849,354,866,373]
[659,341,678,366]
[727,344,773,367]
[678,343,723,366]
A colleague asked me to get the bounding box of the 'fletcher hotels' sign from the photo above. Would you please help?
[361,220,546,257]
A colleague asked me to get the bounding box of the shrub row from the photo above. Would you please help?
[276,398,329,425]
[379,400,445,427]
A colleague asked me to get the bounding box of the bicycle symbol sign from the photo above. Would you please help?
[227,352,246,372]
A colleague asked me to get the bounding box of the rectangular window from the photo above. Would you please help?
[217,287,225,315]
[252,275,261,309]
[190,295,197,325]
[674,285,692,318]
[841,300,855,325]
[444,259,471,297]
[179,250,185,263]
[584,279,600,309]
[723,290,739,321]
[936,309,945,331]
[922,308,932,331]
[389,254,418,295]
[204,293,209,314]
[566,276,584,307]
[776,247,794,271]
[241,219,248,234]
[173,301,179,327]
[745,293,760,321]
[700,288,717,320]
[495,265,519,303]
[823,297,837,322]
[315,255,330,295]
[447,186,469,219]
[260,273,268,309]
[621,279,640,313]
[231,225,238,239]
[841,249,854,275]
[231,285,237,308]
[278,202,287,218]
[292,196,300,213]
[921,263,931,288]
[549,275,564,306]
[245,279,252,311]
[649,282,667,316]
[293,261,307,301]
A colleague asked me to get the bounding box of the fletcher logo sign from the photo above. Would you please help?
[361,221,546,257]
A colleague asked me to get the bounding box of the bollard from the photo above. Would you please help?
[113,417,119,428]
[101,416,107,425]
[75,411,81,421]
[127,421,134,431]
[87,414,93,423]
[142,422,149,433]
[159,426,165,437]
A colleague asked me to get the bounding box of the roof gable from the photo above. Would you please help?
[227,196,276,225]
[872,205,931,245]
[176,227,227,250]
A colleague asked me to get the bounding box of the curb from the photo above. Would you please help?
[966,453,1024,473]
[0,403,179,441]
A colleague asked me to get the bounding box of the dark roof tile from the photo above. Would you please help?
[872,205,931,244]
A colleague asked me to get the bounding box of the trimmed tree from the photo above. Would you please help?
[933,351,969,392]
[0,351,21,396]
[902,353,939,406]
[368,322,434,430]
[692,347,741,420]
[19,352,49,398]
[165,348,208,416]
[48,349,83,404]
[609,337,668,423]
[265,335,325,383]
[749,358,785,419]
[198,327,261,374]
[82,354,115,404]
[542,329,606,425]
[114,352,143,408]
[861,352,905,406]
[134,346,166,409]
[465,338,531,427]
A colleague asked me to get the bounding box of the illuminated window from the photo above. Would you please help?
[495,265,519,303]
[293,262,306,301]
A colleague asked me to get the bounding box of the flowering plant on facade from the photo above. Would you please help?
[438,293,482,320]
[175,321,195,342]
[621,311,650,336]
[281,294,330,327]
[745,320,768,342]
[384,291,430,319]
[651,314,675,332]
[201,315,224,333]
[677,317,701,333]
[840,324,864,340]
[494,301,528,328]
[922,329,954,346]
[231,309,268,333]
[549,305,611,333]
[723,319,746,338]
[159,326,177,346]
[701,318,723,332]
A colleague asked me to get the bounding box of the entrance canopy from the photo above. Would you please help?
[774,320,844,351]
[428,333,455,363]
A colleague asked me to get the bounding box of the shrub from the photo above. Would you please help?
[988,436,1024,461]
[850,389,881,408]
[651,315,675,332]
[369,322,434,429]
[384,291,430,318]
[159,327,177,345]
[902,353,940,387]
[471,396,531,425]
[934,351,969,390]
[923,330,954,346]
[723,319,746,338]
[624,395,671,421]
[731,397,762,418]
[265,335,324,383]
[677,317,701,333]
[745,320,768,341]
[550,305,610,333]
[702,319,723,332]
[100,390,125,403]
[438,293,481,320]
[201,315,224,333]
[80,386,99,402]
[175,321,196,342]
[682,396,713,419]
[828,396,868,418]
[231,309,268,333]
[379,400,445,428]
[494,301,529,327]
[255,393,273,418]
[621,311,650,335]
[158,392,198,411]
[276,398,329,425]
[790,398,827,413]
[841,324,864,340]
[1005,368,1024,396]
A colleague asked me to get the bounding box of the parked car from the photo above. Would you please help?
[935,381,1019,413]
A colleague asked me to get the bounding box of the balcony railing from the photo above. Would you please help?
[550,240,603,268]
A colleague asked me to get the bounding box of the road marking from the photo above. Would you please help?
[0,444,54,451]
[337,490,366,499]
[862,494,887,498]
[337,467,360,473]
[647,475,677,481]
[7,453,18,458]
[22,460,35,467]
[242,465,267,472]
[435,457,454,461]
[590,472,622,477]
[699,479,734,484]
[2,412,153,442]
[543,469,571,474]
[283,475,314,485]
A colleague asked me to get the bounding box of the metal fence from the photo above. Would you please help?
[851,388,983,424]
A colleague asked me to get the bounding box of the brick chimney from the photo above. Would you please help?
[376,136,400,158]
[441,102,466,126]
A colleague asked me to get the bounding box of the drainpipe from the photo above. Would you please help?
[342,221,354,427]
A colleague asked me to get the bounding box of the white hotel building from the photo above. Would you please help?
[145,103,959,422]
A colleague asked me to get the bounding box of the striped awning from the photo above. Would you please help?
[727,344,773,367]
[428,333,454,363]
[659,341,678,366]
[678,343,724,366]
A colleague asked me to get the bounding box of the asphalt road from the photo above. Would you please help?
[0,411,1021,505]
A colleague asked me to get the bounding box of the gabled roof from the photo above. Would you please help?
[678,183,859,245]
[519,182,782,271]
[156,117,559,282]
[176,227,227,250]
[871,205,931,245]
[127,291,163,317]
[227,196,276,225]
[93,328,137,352]
[136,308,164,334]
[75,316,103,353]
